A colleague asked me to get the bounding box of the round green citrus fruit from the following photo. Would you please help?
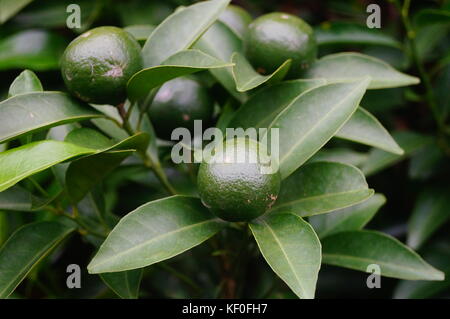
[149,77,214,140]
[244,12,316,76]
[197,138,281,222]
[219,5,252,38]
[61,26,142,105]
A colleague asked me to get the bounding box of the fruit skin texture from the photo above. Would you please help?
[244,12,317,77]
[61,26,142,105]
[197,138,281,222]
[219,5,252,38]
[149,77,214,140]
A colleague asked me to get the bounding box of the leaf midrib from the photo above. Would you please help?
[89,218,220,271]
[261,219,306,298]
[322,253,438,279]
[276,81,367,167]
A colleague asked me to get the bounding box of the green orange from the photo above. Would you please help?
[197,138,281,222]
[149,77,214,140]
[61,26,142,105]
[244,12,317,76]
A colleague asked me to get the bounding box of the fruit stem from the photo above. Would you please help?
[394,0,444,131]
[116,101,178,195]
[117,102,135,136]
[142,155,178,195]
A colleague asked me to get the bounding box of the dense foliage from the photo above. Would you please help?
[0,0,449,299]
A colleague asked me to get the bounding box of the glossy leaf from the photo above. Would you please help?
[65,130,149,203]
[322,230,444,280]
[141,0,230,67]
[124,25,155,43]
[0,29,67,71]
[127,49,232,101]
[394,242,450,299]
[361,131,433,176]
[407,187,450,249]
[315,22,402,48]
[0,185,58,212]
[229,79,326,129]
[218,4,251,39]
[304,53,420,89]
[64,127,114,150]
[100,269,143,299]
[308,148,368,167]
[0,140,95,192]
[8,70,42,97]
[66,151,133,203]
[231,52,291,92]
[335,107,404,154]
[88,196,225,273]
[0,0,33,24]
[264,79,370,179]
[194,21,245,101]
[0,92,101,144]
[250,213,321,299]
[310,193,386,238]
[272,162,373,217]
[0,221,74,298]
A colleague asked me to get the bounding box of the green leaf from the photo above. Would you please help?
[100,269,143,299]
[414,9,450,27]
[0,140,95,192]
[229,79,326,129]
[335,107,404,154]
[218,4,252,39]
[272,162,373,217]
[88,196,225,273]
[394,242,450,299]
[322,230,444,280]
[65,130,149,203]
[8,70,43,97]
[0,185,58,212]
[127,49,232,102]
[361,131,433,176]
[194,21,245,101]
[0,29,67,70]
[64,127,114,150]
[308,148,368,167]
[0,92,102,144]
[66,151,132,204]
[141,0,230,67]
[407,187,450,250]
[408,142,446,180]
[124,24,155,43]
[315,22,402,48]
[0,221,74,298]
[250,213,321,299]
[0,212,7,247]
[310,193,386,238]
[0,0,33,24]
[231,52,291,92]
[265,79,370,179]
[304,53,420,89]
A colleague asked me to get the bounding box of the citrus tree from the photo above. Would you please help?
[0,0,449,299]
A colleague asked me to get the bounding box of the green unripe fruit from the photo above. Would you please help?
[244,12,317,77]
[197,138,281,222]
[61,26,142,105]
[149,77,214,140]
